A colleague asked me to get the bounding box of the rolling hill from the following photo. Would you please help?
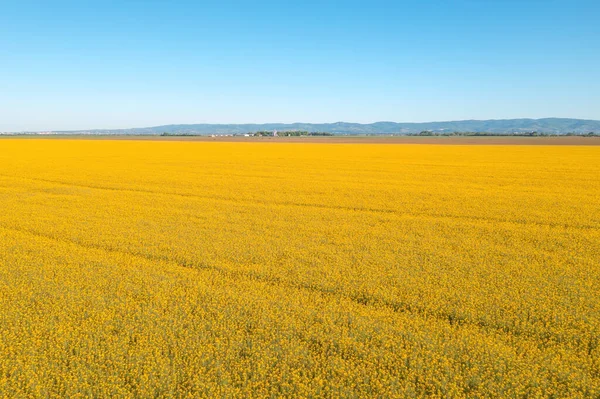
[21,118,600,135]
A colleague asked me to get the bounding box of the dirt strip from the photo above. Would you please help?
[2,135,600,145]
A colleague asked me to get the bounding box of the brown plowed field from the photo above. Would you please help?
[2,135,600,145]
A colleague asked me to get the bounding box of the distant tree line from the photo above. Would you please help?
[160,132,197,136]
[409,131,598,137]
[565,132,598,136]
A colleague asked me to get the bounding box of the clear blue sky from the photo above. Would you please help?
[1,0,599,131]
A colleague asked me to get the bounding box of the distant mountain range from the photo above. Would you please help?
[25,118,600,135]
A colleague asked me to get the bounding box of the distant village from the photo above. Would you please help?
[163,130,334,138]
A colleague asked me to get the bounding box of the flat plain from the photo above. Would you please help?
[3,135,600,145]
[0,139,599,398]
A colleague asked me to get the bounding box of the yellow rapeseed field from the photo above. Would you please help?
[0,139,599,398]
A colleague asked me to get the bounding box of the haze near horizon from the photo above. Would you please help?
[1,0,599,131]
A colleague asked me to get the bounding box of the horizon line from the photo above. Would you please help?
[4,117,600,133]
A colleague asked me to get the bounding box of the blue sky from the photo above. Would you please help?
[1,0,599,131]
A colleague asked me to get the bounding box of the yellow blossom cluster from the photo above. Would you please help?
[0,139,598,397]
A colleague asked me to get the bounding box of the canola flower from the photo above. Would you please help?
[0,139,599,398]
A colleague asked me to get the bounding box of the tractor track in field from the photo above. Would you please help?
[1,173,598,231]
[0,222,595,351]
